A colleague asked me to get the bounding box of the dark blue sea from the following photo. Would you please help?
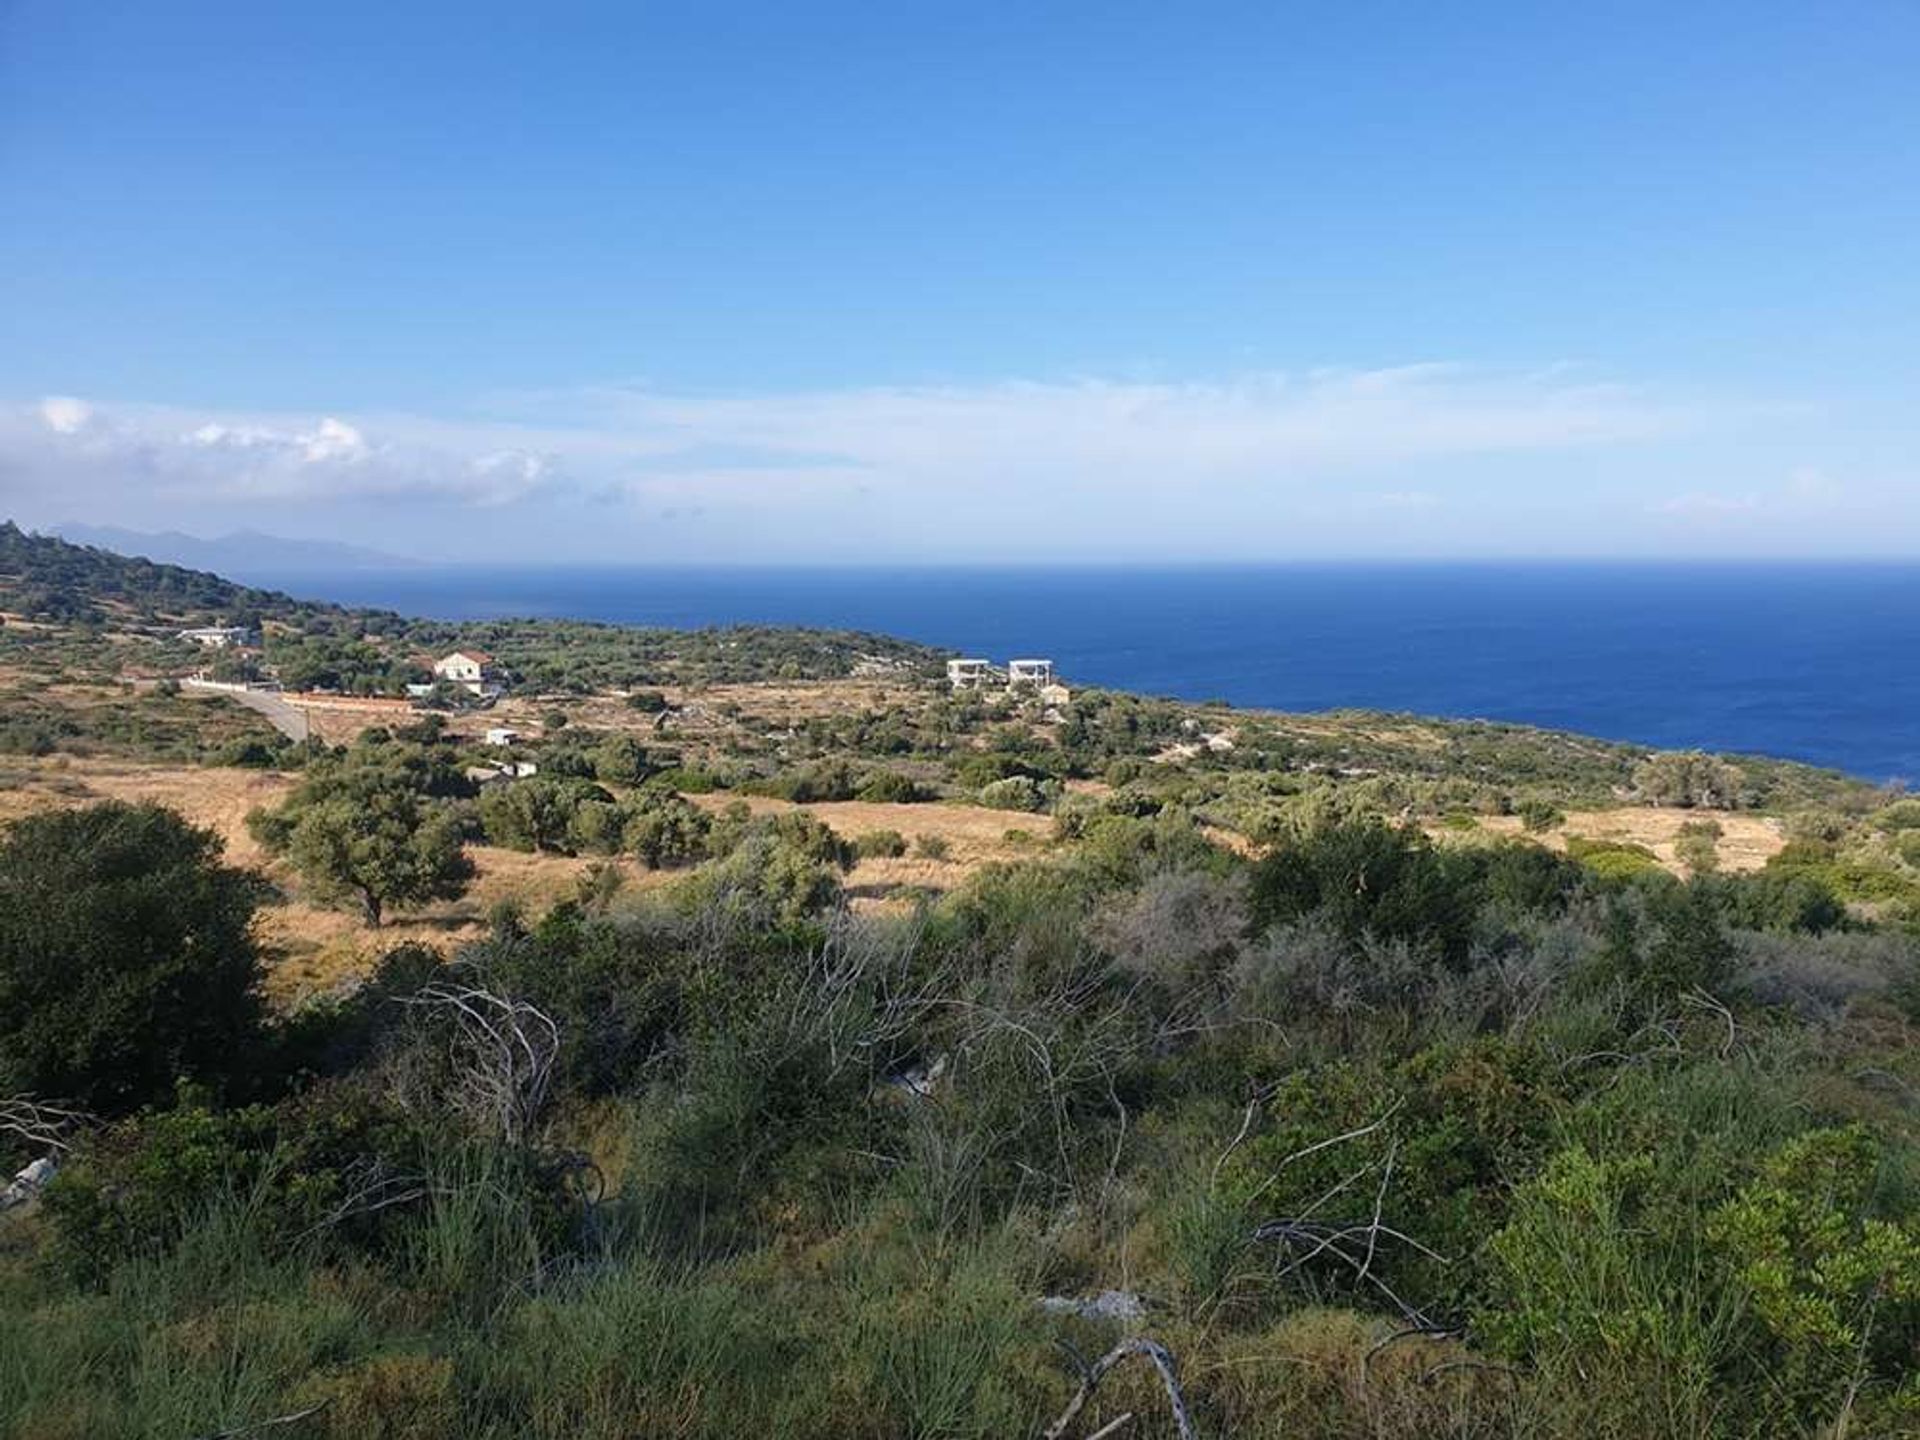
[262,563,1920,783]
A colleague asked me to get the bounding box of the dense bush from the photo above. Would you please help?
[0,802,266,1112]
[853,828,909,859]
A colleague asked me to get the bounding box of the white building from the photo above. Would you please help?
[1007,658,1055,688]
[484,726,520,747]
[947,657,994,690]
[177,625,255,649]
[433,649,501,696]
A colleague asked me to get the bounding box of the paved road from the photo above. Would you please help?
[182,680,310,743]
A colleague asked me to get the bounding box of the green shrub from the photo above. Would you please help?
[624,790,713,869]
[591,734,653,786]
[0,802,266,1112]
[1710,1126,1920,1427]
[853,829,909,860]
[977,775,1050,813]
[1518,797,1565,832]
[1565,834,1663,882]
[1248,818,1479,968]
[855,770,929,804]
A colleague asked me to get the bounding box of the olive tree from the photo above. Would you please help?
[285,781,473,926]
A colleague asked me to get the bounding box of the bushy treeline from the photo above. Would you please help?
[4,786,1918,1438]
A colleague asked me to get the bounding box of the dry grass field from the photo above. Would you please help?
[0,735,1794,1003]
[690,791,1047,909]
[0,756,1048,1002]
[0,759,673,1003]
[0,660,1801,1006]
[1466,806,1786,873]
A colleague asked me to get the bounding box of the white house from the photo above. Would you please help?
[433,649,501,695]
[177,625,256,649]
[947,657,994,690]
[1007,658,1055,688]
[484,726,520,747]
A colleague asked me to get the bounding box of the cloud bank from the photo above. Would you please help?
[0,364,1853,561]
[8,397,557,507]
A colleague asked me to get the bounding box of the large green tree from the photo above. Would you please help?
[284,781,473,927]
[0,802,265,1112]
[247,733,478,926]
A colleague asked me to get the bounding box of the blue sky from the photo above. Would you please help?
[2,2,1916,562]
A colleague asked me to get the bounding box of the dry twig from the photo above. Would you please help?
[399,981,559,1144]
[0,1095,91,1153]
[1043,1337,1197,1440]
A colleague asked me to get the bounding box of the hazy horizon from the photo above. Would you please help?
[4,4,1917,564]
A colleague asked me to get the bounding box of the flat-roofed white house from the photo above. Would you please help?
[484,726,519,747]
[433,649,502,696]
[177,625,256,649]
[947,657,994,690]
[1007,658,1055,688]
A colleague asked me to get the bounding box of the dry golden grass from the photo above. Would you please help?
[0,757,675,1004]
[0,754,1036,1002]
[258,849,675,1004]
[1465,806,1785,874]
[689,792,1047,912]
[276,694,420,746]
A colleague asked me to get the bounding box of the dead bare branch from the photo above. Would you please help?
[1042,1337,1197,1440]
[1209,1079,1278,1191]
[1253,1217,1443,1327]
[1420,1358,1520,1386]
[398,982,559,1145]
[0,1095,91,1154]
[1678,987,1738,1060]
[1360,1324,1464,1391]
[1245,1095,1404,1208]
[290,1158,447,1241]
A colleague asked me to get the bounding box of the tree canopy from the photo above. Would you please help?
[0,801,265,1111]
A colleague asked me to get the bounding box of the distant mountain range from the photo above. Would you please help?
[50,524,419,579]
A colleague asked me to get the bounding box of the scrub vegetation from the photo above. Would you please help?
[3,526,1919,1437]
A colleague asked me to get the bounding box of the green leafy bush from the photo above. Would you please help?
[0,802,266,1111]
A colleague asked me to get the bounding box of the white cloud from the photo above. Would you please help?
[38,396,93,435]
[0,364,1739,558]
[612,366,1676,473]
[8,398,557,506]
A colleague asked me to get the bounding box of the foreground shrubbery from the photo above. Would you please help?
[4,802,1919,1438]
